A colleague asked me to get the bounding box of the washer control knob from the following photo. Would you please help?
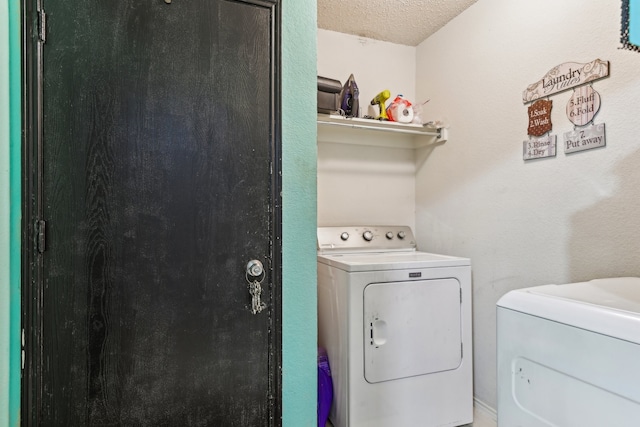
[363,231,374,241]
[385,232,394,240]
[397,231,406,239]
[340,232,349,241]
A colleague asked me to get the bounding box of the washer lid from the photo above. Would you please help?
[497,277,640,344]
[317,251,470,272]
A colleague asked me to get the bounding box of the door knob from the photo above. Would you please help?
[246,260,266,315]
[246,260,264,277]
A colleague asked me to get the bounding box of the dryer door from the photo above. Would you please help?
[363,279,462,383]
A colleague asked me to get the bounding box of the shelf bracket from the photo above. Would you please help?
[436,128,449,143]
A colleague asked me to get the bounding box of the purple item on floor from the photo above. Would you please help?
[318,347,333,427]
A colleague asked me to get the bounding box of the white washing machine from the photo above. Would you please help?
[317,226,473,427]
[497,277,640,427]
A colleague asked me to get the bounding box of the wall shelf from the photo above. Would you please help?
[317,114,447,148]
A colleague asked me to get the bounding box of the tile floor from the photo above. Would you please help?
[465,405,497,427]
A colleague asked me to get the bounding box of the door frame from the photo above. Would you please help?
[20,0,283,424]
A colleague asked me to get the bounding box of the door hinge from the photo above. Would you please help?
[36,220,46,253]
[460,288,462,304]
[461,343,464,358]
[38,8,47,43]
[21,328,25,370]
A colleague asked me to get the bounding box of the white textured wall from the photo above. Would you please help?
[415,0,640,409]
[317,29,417,228]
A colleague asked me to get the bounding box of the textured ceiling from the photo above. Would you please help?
[317,0,478,46]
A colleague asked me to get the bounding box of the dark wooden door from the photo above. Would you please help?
[23,0,281,425]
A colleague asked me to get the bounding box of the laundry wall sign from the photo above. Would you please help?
[522,59,609,103]
[563,85,606,154]
[527,100,553,136]
[521,58,610,161]
[563,124,606,154]
[523,135,557,160]
[566,85,601,127]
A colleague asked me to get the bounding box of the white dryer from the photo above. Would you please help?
[317,226,473,427]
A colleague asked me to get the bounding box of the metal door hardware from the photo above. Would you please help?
[246,259,266,314]
[246,260,264,277]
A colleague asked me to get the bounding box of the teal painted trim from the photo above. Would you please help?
[1,0,20,425]
[8,0,21,424]
[0,1,9,425]
[630,0,640,46]
[281,0,317,426]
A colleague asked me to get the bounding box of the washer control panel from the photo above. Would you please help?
[317,226,417,252]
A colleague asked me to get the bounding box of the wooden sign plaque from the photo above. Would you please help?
[523,135,557,160]
[563,123,606,154]
[566,86,601,126]
[523,59,609,103]
[527,99,552,136]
